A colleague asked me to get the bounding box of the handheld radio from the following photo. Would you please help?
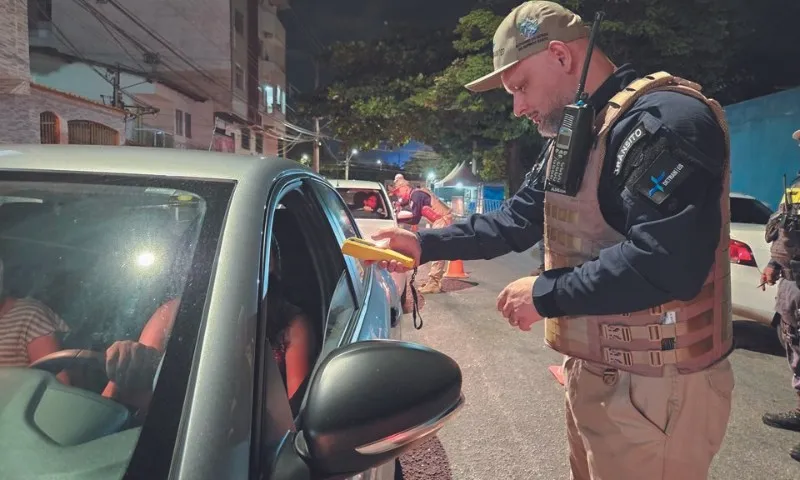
[545,11,605,197]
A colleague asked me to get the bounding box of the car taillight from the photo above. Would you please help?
[729,239,757,267]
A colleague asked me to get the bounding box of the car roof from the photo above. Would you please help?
[327,179,386,190]
[0,145,306,182]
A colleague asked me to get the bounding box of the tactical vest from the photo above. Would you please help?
[416,187,452,222]
[543,72,733,377]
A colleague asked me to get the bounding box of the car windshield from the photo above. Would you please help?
[730,196,773,225]
[0,174,229,478]
[336,187,391,220]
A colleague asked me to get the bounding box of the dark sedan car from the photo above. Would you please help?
[0,145,463,480]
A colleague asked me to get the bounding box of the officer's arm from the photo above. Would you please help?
[533,96,726,317]
[418,182,545,264]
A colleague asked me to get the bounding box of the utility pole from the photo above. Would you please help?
[111,64,123,108]
[313,117,320,173]
[344,148,358,180]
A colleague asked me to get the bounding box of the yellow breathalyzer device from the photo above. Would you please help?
[341,237,415,269]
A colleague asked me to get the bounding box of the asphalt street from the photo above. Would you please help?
[397,252,800,480]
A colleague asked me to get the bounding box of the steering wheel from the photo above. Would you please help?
[29,349,107,380]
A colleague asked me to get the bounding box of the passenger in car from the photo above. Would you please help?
[0,258,70,384]
[266,247,315,402]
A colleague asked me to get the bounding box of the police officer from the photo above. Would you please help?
[761,129,800,463]
[371,2,734,478]
[389,174,453,294]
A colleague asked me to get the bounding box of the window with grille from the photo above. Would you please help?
[39,111,59,144]
[185,113,192,139]
[235,65,244,90]
[240,128,250,150]
[234,10,244,35]
[67,120,118,145]
[255,134,263,154]
[175,109,184,136]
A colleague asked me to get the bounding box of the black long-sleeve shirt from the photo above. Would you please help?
[418,64,727,318]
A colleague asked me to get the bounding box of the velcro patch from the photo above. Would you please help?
[614,122,648,175]
[632,150,695,205]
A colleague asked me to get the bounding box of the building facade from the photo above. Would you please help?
[25,0,290,155]
[0,0,126,145]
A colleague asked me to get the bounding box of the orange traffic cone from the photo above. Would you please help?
[444,259,468,279]
[548,365,565,386]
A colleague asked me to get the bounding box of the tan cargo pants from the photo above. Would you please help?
[563,356,734,480]
[424,216,452,286]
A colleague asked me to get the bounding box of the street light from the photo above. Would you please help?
[345,148,359,180]
[427,171,435,188]
[301,153,310,165]
[376,159,383,171]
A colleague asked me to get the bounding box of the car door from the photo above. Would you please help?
[255,177,394,480]
[304,179,397,480]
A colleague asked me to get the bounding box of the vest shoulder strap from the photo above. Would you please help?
[598,71,705,138]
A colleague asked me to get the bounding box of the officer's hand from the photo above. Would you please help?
[369,227,421,273]
[106,341,162,393]
[761,265,780,290]
[496,276,543,331]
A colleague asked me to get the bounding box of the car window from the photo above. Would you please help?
[730,196,773,225]
[313,184,368,293]
[0,175,228,479]
[336,187,391,220]
[260,185,361,418]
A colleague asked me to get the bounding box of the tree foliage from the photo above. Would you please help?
[296,0,800,189]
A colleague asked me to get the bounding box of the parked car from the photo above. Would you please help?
[329,179,415,310]
[728,192,776,324]
[527,192,777,324]
[0,145,463,480]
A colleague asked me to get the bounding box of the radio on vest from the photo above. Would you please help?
[545,11,605,197]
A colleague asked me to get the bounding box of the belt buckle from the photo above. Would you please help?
[602,324,632,342]
[603,348,633,367]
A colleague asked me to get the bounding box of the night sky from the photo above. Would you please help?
[283,0,474,93]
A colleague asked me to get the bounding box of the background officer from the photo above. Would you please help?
[760,129,800,463]
[372,2,733,478]
[389,174,453,294]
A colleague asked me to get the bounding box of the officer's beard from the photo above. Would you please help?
[538,93,574,138]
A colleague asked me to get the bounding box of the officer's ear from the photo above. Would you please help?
[547,41,573,72]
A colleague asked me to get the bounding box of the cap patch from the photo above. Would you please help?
[518,18,540,39]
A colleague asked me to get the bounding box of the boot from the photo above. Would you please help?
[419,279,443,294]
[762,392,800,432]
[791,443,800,462]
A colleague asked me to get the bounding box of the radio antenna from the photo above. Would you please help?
[575,11,605,104]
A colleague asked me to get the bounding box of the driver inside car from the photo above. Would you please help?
[0,257,70,384]
[101,241,314,410]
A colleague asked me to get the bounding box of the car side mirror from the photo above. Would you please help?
[272,340,463,480]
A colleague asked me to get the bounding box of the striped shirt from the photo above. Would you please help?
[0,298,69,367]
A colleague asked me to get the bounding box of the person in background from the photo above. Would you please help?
[760,128,800,463]
[390,174,453,294]
[0,257,70,384]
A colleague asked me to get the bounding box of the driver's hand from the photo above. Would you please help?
[105,341,162,393]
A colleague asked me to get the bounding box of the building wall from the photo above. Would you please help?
[0,0,31,94]
[725,87,800,208]
[136,84,216,150]
[0,85,126,145]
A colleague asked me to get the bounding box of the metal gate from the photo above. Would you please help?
[67,120,119,145]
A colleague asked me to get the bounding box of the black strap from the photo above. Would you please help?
[409,267,423,330]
